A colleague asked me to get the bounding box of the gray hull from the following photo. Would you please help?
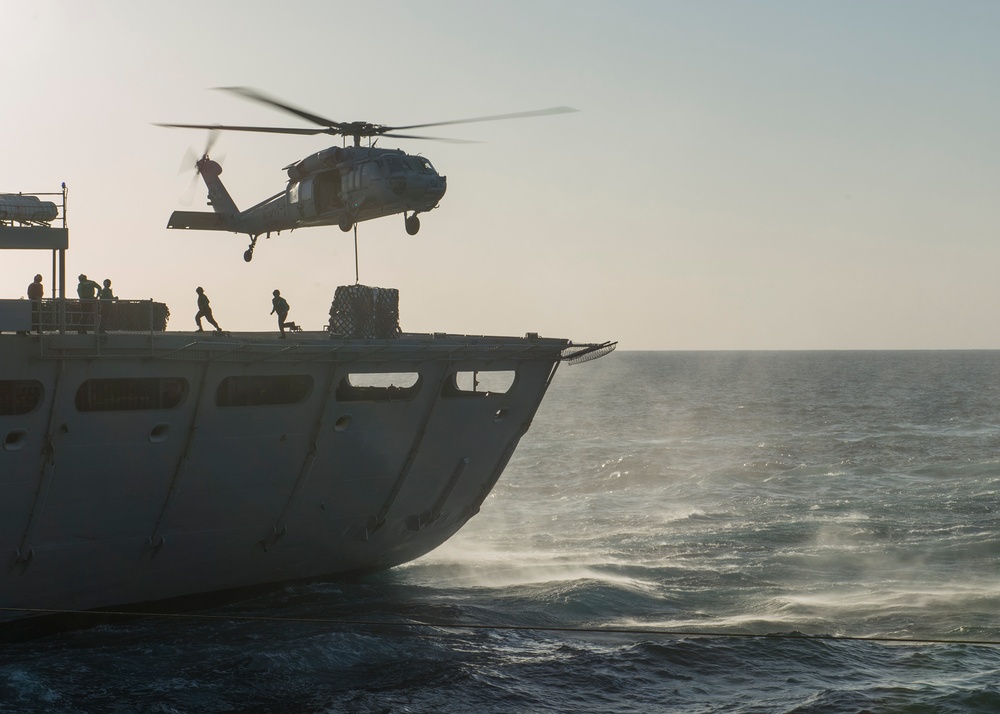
[0,331,567,623]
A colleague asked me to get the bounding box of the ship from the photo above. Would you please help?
[0,187,614,626]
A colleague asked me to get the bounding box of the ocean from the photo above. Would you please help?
[2,351,1000,713]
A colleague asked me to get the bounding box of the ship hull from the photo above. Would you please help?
[0,331,566,623]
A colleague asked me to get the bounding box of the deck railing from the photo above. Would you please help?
[31,298,169,334]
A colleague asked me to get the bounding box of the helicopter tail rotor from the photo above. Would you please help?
[178,130,223,205]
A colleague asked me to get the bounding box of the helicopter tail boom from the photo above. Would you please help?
[166,211,231,231]
[196,157,240,217]
[167,157,242,233]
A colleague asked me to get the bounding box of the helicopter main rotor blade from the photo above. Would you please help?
[389,106,578,132]
[155,122,329,136]
[215,86,346,132]
[156,122,479,142]
[380,132,481,144]
[157,91,578,143]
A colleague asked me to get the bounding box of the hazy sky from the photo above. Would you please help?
[3,1,999,349]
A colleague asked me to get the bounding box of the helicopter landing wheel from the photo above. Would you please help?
[405,214,420,236]
[339,215,354,232]
[244,235,258,262]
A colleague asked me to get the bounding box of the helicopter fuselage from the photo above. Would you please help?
[161,87,574,261]
[167,145,447,259]
[290,146,446,229]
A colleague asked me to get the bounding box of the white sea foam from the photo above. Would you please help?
[10,351,1000,711]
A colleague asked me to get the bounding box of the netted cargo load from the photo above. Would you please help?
[328,285,400,339]
[98,300,170,332]
[37,299,170,333]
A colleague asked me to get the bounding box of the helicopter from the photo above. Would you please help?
[158,87,577,262]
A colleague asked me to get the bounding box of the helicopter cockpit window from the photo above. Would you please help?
[414,157,435,173]
[385,157,406,173]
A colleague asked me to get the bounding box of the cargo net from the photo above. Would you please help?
[37,299,170,333]
[328,285,401,339]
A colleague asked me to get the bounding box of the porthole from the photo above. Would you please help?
[334,415,351,432]
[494,409,508,423]
[3,429,27,452]
[149,423,170,443]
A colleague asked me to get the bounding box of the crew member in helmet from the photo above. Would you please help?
[195,286,222,332]
[27,274,43,333]
[76,274,101,333]
[270,289,296,338]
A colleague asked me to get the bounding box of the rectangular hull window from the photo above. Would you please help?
[443,370,517,398]
[76,378,188,411]
[337,372,421,402]
[0,380,44,415]
[216,375,313,407]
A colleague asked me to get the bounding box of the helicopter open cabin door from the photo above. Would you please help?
[314,172,343,217]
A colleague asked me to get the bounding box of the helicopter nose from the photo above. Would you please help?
[426,175,446,202]
[403,175,447,205]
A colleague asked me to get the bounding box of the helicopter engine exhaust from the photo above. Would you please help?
[287,146,350,181]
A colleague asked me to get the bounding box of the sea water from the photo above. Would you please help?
[2,351,1000,713]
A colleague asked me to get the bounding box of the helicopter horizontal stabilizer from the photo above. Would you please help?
[167,211,231,231]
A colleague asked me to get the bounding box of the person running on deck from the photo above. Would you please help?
[195,287,221,332]
[270,289,295,338]
[27,274,43,333]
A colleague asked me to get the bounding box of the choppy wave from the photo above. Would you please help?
[3,351,1000,712]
